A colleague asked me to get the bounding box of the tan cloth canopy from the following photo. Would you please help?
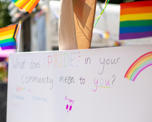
[59,0,97,50]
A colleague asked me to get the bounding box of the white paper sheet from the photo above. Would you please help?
[7,46,152,122]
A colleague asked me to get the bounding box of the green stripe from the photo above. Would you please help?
[13,0,18,3]
[120,20,152,27]
[0,38,15,44]
[130,59,152,80]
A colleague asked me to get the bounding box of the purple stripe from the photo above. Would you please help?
[1,45,16,50]
[133,63,152,81]
[119,31,152,40]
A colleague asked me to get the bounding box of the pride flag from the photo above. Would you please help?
[0,24,18,50]
[119,1,152,40]
[12,0,40,13]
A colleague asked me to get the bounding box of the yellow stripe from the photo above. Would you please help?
[15,0,29,8]
[0,34,14,41]
[0,30,15,37]
[23,0,36,12]
[120,13,152,21]
[127,55,152,78]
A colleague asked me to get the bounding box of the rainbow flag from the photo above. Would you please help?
[0,24,18,50]
[12,0,40,13]
[119,1,152,40]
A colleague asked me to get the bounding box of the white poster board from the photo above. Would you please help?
[7,46,152,122]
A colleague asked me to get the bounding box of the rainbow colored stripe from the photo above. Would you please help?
[12,0,40,13]
[0,24,19,50]
[125,51,152,81]
[120,1,152,40]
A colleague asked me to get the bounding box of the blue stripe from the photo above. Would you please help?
[120,26,152,34]
[12,0,18,2]
[0,41,16,47]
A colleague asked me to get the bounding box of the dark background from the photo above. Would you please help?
[98,0,145,4]
[98,0,123,3]
[0,84,7,122]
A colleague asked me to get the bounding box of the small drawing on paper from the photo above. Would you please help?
[65,96,74,112]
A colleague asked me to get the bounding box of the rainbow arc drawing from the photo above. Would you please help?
[125,52,152,81]
[120,1,152,40]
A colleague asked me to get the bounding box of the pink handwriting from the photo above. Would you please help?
[65,96,74,112]
[48,55,52,65]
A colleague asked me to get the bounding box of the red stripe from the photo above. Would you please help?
[124,51,152,78]
[121,1,152,9]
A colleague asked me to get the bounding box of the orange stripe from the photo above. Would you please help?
[0,25,16,33]
[28,0,39,13]
[121,1,152,9]
[121,6,152,15]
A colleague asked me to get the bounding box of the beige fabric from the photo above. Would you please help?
[73,0,97,49]
[59,0,78,50]
[59,0,97,50]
